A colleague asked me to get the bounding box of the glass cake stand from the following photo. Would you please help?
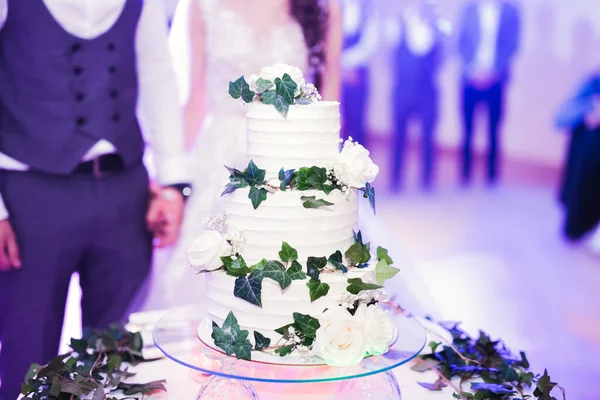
[153,304,426,400]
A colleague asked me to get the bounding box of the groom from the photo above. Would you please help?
[0,1,191,398]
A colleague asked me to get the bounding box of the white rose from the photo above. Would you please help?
[188,230,232,272]
[247,74,259,92]
[313,307,368,366]
[355,304,396,356]
[259,64,306,89]
[333,140,380,188]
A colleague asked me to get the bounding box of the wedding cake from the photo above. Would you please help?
[189,65,401,366]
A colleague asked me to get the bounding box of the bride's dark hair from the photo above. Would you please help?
[289,0,329,90]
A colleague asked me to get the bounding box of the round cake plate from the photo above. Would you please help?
[153,304,427,400]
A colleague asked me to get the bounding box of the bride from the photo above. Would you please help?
[155,0,343,307]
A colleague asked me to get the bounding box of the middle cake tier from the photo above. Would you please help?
[223,188,358,267]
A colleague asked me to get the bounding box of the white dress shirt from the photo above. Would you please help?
[0,0,188,219]
[474,0,501,71]
[341,0,379,69]
[403,8,436,56]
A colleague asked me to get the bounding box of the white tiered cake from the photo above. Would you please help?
[189,65,399,367]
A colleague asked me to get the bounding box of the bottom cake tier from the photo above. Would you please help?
[205,267,374,341]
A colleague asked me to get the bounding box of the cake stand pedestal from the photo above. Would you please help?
[153,305,426,400]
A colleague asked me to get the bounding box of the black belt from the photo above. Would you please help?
[73,154,125,179]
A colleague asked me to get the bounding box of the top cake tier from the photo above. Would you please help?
[245,101,341,178]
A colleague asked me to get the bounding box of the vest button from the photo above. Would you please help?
[73,66,83,75]
[108,42,116,51]
[112,113,120,122]
[71,43,82,53]
[76,116,86,126]
[110,89,119,99]
[75,92,85,102]
[108,65,116,74]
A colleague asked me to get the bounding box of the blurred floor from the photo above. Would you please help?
[60,141,600,399]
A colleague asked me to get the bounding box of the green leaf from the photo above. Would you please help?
[107,354,121,373]
[262,260,292,290]
[221,181,246,196]
[251,259,267,271]
[273,96,290,118]
[253,331,272,351]
[117,380,167,395]
[274,344,295,357]
[248,186,268,209]
[274,323,295,338]
[328,251,347,272]
[261,89,278,105]
[323,184,336,195]
[287,260,307,280]
[245,160,266,186]
[211,312,253,361]
[275,73,298,104]
[301,196,334,209]
[224,256,249,277]
[225,165,245,179]
[306,256,327,280]
[228,76,255,103]
[376,246,394,265]
[346,278,383,295]
[279,242,299,262]
[234,339,253,361]
[255,78,274,93]
[306,279,330,302]
[375,259,400,285]
[233,270,264,306]
[278,168,295,191]
[306,166,328,190]
[296,167,312,190]
[345,242,371,266]
[292,312,321,340]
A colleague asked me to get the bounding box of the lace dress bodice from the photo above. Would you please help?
[199,0,309,117]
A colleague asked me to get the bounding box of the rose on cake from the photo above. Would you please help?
[333,139,380,188]
[313,307,369,367]
[188,230,232,272]
[355,304,397,356]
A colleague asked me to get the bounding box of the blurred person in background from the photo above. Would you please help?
[0,1,189,398]
[387,0,448,192]
[160,0,343,307]
[555,72,600,251]
[340,0,378,146]
[458,0,521,186]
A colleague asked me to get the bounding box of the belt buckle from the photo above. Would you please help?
[92,157,103,179]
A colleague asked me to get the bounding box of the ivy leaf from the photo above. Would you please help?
[323,184,336,195]
[470,382,515,396]
[225,165,245,179]
[418,380,447,391]
[328,251,347,272]
[274,344,294,357]
[262,260,292,290]
[223,256,248,277]
[274,323,295,338]
[245,160,266,186]
[306,279,330,302]
[233,270,263,306]
[275,73,298,104]
[376,246,394,265]
[251,259,267,271]
[279,168,296,191]
[228,76,254,103]
[261,89,278,105]
[292,312,320,340]
[279,242,299,262]
[221,181,245,196]
[211,312,241,356]
[306,256,327,280]
[264,93,291,118]
[117,380,167,396]
[301,195,334,209]
[306,166,328,190]
[345,242,371,267]
[346,278,383,295]
[375,259,400,285]
[253,331,272,351]
[248,186,268,209]
[255,78,274,93]
[533,370,559,399]
[287,260,307,280]
[296,167,312,191]
[362,182,376,214]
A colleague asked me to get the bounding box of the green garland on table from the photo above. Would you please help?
[21,324,165,400]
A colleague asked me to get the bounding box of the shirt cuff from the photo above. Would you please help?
[0,193,9,220]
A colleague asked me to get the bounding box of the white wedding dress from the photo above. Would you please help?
[151,0,309,307]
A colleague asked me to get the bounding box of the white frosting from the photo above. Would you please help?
[223,188,358,266]
[205,266,374,340]
[245,102,341,178]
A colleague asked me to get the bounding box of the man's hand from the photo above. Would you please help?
[0,219,21,272]
[146,184,185,248]
[585,95,600,130]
